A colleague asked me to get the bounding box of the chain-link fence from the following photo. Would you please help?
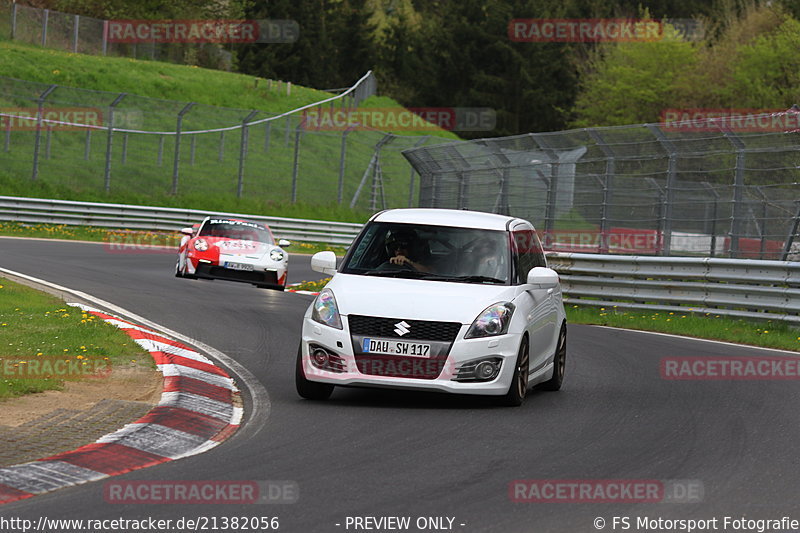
[3,2,244,69]
[402,112,800,260]
[0,71,457,212]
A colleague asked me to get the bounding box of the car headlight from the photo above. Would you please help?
[465,302,515,338]
[270,249,285,261]
[311,288,342,329]
[194,239,209,251]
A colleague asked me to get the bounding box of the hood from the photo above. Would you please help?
[327,273,519,324]
[202,237,272,257]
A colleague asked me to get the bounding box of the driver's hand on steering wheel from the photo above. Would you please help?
[389,254,415,268]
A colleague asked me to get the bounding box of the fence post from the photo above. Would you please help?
[4,120,10,152]
[102,20,108,55]
[172,102,196,195]
[10,2,17,40]
[587,128,615,253]
[755,186,770,259]
[290,118,305,203]
[781,201,800,261]
[121,133,128,164]
[45,126,52,159]
[701,182,720,257]
[407,135,429,207]
[722,129,746,258]
[157,135,163,165]
[646,177,666,252]
[337,127,353,204]
[103,93,126,193]
[646,124,677,256]
[350,134,393,209]
[32,84,57,181]
[41,9,49,47]
[218,131,225,161]
[72,15,80,53]
[530,134,560,237]
[237,110,259,198]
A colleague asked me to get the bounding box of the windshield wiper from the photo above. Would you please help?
[429,275,505,284]
[362,269,428,278]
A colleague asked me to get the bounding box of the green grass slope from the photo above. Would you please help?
[0,40,457,222]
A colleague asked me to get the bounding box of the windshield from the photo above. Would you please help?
[198,219,274,244]
[341,222,511,284]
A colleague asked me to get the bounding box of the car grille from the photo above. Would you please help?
[347,315,461,342]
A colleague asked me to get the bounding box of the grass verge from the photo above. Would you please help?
[567,305,800,352]
[0,277,152,399]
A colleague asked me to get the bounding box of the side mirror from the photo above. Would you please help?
[278,239,291,248]
[180,227,194,236]
[527,267,559,289]
[311,251,337,275]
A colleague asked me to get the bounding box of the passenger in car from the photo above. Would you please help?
[384,229,432,272]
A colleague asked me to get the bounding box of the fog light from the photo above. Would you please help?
[312,348,329,367]
[474,361,498,380]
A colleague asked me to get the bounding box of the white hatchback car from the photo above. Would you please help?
[297,208,567,406]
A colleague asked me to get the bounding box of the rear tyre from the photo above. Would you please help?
[501,335,529,407]
[296,345,334,400]
[539,324,567,391]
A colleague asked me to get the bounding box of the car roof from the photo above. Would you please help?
[371,208,523,231]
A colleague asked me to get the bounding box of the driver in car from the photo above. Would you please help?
[385,229,431,272]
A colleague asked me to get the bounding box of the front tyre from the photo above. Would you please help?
[296,345,334,400]
[501,335,529,407]
[539,323,567,391]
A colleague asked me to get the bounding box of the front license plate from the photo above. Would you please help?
[362,338,431,357]
[224,262,254,271]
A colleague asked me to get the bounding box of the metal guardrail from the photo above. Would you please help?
[3,195,799,324]
[547,252,800,324]
[0,196,363,245]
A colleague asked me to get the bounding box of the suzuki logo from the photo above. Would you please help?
[394,321,411,336]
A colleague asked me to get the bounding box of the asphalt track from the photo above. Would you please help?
[2,237,800,533]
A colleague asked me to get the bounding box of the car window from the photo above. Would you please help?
[341,222,511,284]
[198,220,274,244]
[512,227,546,284]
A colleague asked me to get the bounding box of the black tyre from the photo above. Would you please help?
[501,335,530,407]
[174,261,184,278]
[295,345,334,400]
[539,323,566,391]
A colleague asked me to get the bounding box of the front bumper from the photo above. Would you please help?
[300,316,522,395]
[194,262,286,289]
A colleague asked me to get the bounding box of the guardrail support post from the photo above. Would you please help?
[171,102,196,195]
[237,110,259,198]
[32,84,57,181]
[104,93,126,193]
